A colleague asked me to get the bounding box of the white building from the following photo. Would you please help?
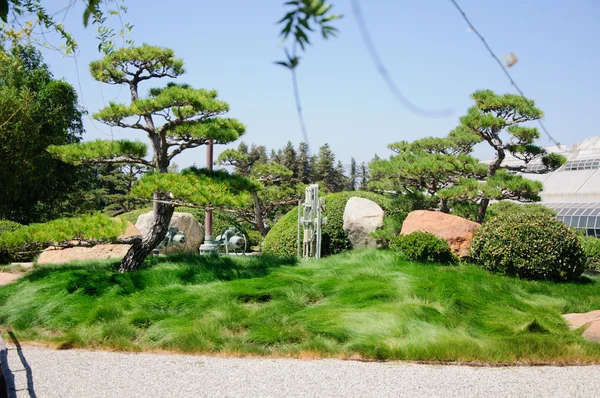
[501,136,600,237]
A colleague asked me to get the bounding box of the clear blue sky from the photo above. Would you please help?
[36,0,600,169]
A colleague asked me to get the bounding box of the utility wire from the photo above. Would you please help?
[350,0,453,118]
[449,0,559,145]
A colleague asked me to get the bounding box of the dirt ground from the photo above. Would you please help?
[0,273,22,285]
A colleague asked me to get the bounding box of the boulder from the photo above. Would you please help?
[136,211,204,253]
[37,221,141,265]
[343,197,384,249]
[562,310,600,343]
[37,244,133,265]
[401,210,480,258]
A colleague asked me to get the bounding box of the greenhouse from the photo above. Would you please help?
[500,136,600,237]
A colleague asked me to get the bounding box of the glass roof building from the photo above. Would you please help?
[500,136,600,237]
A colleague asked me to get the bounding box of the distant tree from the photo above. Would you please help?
[335,160,346,191]
[248,144,268,166]
[0,44,85,223]
[48,45,253,272]
[218,144,300,248]
[312,143,345,192]
[270,148,282,164]
[297,141,311,184]
[348,157,357,190]
[280,141,299,179]
[358,162,369,190]
[96,164,149,215]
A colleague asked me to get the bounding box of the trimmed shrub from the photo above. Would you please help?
[389,232,457,264]
[471,212,586,281]
[579,235,600,271]
[263,191,390,257]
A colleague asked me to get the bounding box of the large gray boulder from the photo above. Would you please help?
[343,197,384,249]
[136,211,204,254]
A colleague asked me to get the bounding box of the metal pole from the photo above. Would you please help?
[205,138,214,241]
[297,200,301,258]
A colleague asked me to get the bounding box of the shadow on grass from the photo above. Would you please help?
[22,254,298,297]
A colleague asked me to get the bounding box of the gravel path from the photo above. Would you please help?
[4,343,600,398]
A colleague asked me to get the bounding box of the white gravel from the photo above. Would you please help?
[4,344,600,398]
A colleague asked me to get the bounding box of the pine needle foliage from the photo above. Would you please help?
[0,213,126,247]
[132,168,258,210]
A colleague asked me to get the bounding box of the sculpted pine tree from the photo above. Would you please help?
[369,128,486,213]
[49,45,252,272]
[440,90,566,222]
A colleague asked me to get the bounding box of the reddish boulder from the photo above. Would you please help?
[400,210,480,258]
[563,310,600,343]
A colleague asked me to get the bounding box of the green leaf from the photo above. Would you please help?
[299,17,313,31]
[277,10,295,24]
[315,4,331,16]
[274,61,291,69]
[322,14,343,22]
[83,0,102,27]
[0,0,8,23]
[280,19,293,38]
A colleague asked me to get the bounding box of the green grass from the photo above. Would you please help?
[1,249,600,363]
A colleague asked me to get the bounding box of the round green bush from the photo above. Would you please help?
[471,212,586,281]
[262,191,390,257]
[579,235,600,270]
[390,232,457,264]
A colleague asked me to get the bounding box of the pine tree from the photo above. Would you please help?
[312,143,339,192]
[359,162,369,190]
[96,164,149,215]
[440,90,566,222]
[334,160,346,192]
[280,141,298,179]
[369,131,485,212]
[348,157,357,191]
[218,144,300,248]
[48,45,253,272]
[297,141,311,184]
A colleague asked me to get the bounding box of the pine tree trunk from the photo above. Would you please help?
[476,198,489,224]
[118,200,175,272]
[440,198,450,213]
